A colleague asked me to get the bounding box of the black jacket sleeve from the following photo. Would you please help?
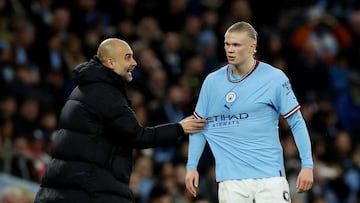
[106,105,185,149]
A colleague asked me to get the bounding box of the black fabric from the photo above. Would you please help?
[34,56,185,203]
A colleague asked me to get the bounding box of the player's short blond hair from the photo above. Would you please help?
[225,21,257,42]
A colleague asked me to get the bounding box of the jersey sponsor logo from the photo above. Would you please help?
[207,114,249,122]
[207,113,249,127]
[225,91,236,103]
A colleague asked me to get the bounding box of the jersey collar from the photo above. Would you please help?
[227,60,259,83]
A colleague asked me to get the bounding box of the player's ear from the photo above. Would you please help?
[249,42,257,54]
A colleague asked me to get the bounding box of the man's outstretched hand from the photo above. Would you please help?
[179,116,207,134]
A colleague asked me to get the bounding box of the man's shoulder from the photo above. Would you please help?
[71,82,128,107]
[206,64,228,79]
[257,61,287,79]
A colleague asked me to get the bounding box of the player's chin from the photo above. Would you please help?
[228,62,237,67]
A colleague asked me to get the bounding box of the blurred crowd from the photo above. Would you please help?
[0,0,360,203]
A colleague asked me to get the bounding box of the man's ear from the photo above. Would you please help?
[249,43,257,55]
[105,58,115,69]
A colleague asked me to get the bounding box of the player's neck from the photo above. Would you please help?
[232,58,255,76]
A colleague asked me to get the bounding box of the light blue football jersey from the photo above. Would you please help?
[187,60,313,182]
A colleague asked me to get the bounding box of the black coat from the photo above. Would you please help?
[34,56,185,203]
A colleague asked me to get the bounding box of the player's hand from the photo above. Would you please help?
[296,168,313,193]
[185,169,199,197]
[179,116,207,134]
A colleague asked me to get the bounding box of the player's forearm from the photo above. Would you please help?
[186,133,206,170]
[286,111,313,169]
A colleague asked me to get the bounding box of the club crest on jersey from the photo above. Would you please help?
[225,92,236,103]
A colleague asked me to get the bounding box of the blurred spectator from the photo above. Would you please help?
[36,109,57,151]
[310,100,340,139]
[27,0,53,32]
[136,16,163,50]
[158,0,188,32]
[155,161,189,203]
[7,136,39,182]
[172,139,190,166]
[257,27,284,64]
[131,47,165,102]
[158,31,183,80]
[328,51,357,98]
[322,131,360,203]
[221,0,252,26]
[248,0,283,27]
[347,9,360,71]
[27,129,50,180]
[178,15,202,58]
[0,116,14,173]
[39,6,71,40]
[201,9,219,31]
[82,28,102,60]
[69,0,111,38]
[39,69,70,116]
[0,39,14,85]
[59,33,88,70]
[10,17,39,67]
[148,84,188,163]
[13,97,40,141]
[149,84,186,126]
[0,93,17,120]
[113,17,138,43]
[131,154,156,203]
[33,6,72,77]
[146,67,169,108]
[289,35,331,103]
[7,63,42,103]
[177,54,206,113]
[128,88,149,127]
[41,33,66,76]
[290,7,345,65]
[334,75,360,134]
[197,29,222,74]
[100,0,145,26]
[148,183,172,203]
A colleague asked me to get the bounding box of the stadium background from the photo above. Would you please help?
[0,0,360,202]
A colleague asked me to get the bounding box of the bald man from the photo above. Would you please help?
[34,38,207,203]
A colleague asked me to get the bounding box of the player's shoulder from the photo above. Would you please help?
[258,61,287,79]
[205,64,228,80]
